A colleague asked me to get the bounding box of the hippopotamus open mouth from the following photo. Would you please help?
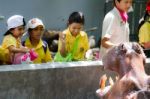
[97,42,150,99]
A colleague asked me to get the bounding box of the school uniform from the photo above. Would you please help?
[100,7,130,58]
[58,28,89,60]
[23,38,52,63]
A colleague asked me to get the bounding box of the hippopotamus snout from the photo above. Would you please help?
[120,76,150,99]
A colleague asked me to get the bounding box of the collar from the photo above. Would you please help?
[25,37,44,50]
[113,7,128,22]
[67,28,80,38]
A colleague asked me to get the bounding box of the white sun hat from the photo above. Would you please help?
[7,15,24,30]
[27,18,45,29]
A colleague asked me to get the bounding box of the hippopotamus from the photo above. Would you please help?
[97,42,150,99]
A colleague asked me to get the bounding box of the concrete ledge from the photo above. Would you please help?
[0,60,149,99]
[0,61,102,72]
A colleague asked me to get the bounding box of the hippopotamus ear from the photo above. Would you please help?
[132,42,145,55]
[118,43,127,55]
[132,42,146,64]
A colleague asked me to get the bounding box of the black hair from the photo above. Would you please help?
[68,11,85,25]
[22,18,26,26]
[3,28,14,36]
[27,28,34,37]
[113,0,121,6]
[28,28,34,33]
[4,18,26,36]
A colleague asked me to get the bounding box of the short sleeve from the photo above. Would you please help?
[2,35,16,49]
[102,12,116,38]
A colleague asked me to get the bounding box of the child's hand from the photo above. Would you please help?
[59,32,67,56]
[8,46,29,53]
[20,47,29,53]
[59,32,66,43]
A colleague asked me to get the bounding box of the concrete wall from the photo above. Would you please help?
[0,61,115,99]
[0,60,149,99]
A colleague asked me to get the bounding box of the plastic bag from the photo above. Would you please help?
[54,52,72,62]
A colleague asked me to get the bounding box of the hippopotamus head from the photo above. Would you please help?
[102,42,146,77]
[99,42,150,99]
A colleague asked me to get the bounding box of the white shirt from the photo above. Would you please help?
[100,7,130,59]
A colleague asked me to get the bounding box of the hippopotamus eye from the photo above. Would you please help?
[127,82,140,93]
[132,43,141,54]
[132,85,140,91]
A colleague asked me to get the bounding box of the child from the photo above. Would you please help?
[23,18,52,63]
[138,2,150,57]
[55,11,89,61]
[138,2,150,49]
[100,0,132,58]
[2,15,29,64]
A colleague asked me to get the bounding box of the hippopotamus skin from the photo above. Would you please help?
[101,42,150,99]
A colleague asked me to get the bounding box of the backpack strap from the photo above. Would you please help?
[22,41,25,46]
[42,41,48,54]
